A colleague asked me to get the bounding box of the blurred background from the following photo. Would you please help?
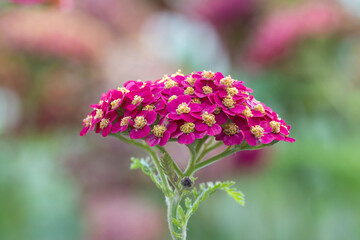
[1,0,360,239]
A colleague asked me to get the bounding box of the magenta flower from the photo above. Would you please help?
[194,105,226,136]
[123,87,154,111]
[129,111,157,139]
[111,113,134,134]
[80,70,295,147]
[171,121,206,145]
[215,120,245,146]
[94,111,118,137]
[146,120,177,147]
[214,92,246,116]
[166,95,202,122]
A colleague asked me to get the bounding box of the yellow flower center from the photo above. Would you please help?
[251,125,264,139]
[140,82,146,89]
[184,87,195,95]
[185,76,196,86]
[117,87,129,94]
[201,112,216,126]
[171,69,184,77]
[270,121,280,134]
[142,104,156,111]
[164,79,178,89]
[99,118,110,129]
[220,75,234,86]
[134,116,147,129]
[168,95,178,102]
[180,122,195,134]
[111,99,121,110]
[223,123,239,136]
[222,95,236,109]
[132,95,144,105]
[176,103,191,115]
[94,109,104,119]
[214,106,221,114]
[191,98,201,104]
[83,115,92,127]
[120,116,131,126]
[202,86,213,94]
[242,106,253,118]
[202,70,215,79]
[226,87,238,96]
[153,125,167,138]
[254,104,265,114]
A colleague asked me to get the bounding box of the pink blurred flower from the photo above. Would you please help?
[0,8,113,62]
[246,2,343,65]
[11,0,73,11]
[11,0,45,4]
[186,0,255,27]
[85,194,164,240]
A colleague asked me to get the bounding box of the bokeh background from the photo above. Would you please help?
[1,0,360,239]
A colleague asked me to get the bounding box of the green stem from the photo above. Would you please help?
[184,145,197,176]
[190,146,240,175]
[195,141,223,163]
[195,136,208,153]
[166,194,187,240]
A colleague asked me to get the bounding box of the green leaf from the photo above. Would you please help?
[185,197,192,210]
[130,157,164,192]
[176,205,186,223]
[171,229,182,238]
[223,187,245,206]
[172,217,183,228]
[160,151,176,184]
[186,181,244,218]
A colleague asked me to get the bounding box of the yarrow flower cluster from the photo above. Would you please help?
[80,70,295,146]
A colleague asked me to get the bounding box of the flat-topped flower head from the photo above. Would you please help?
[80,70,294,147]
